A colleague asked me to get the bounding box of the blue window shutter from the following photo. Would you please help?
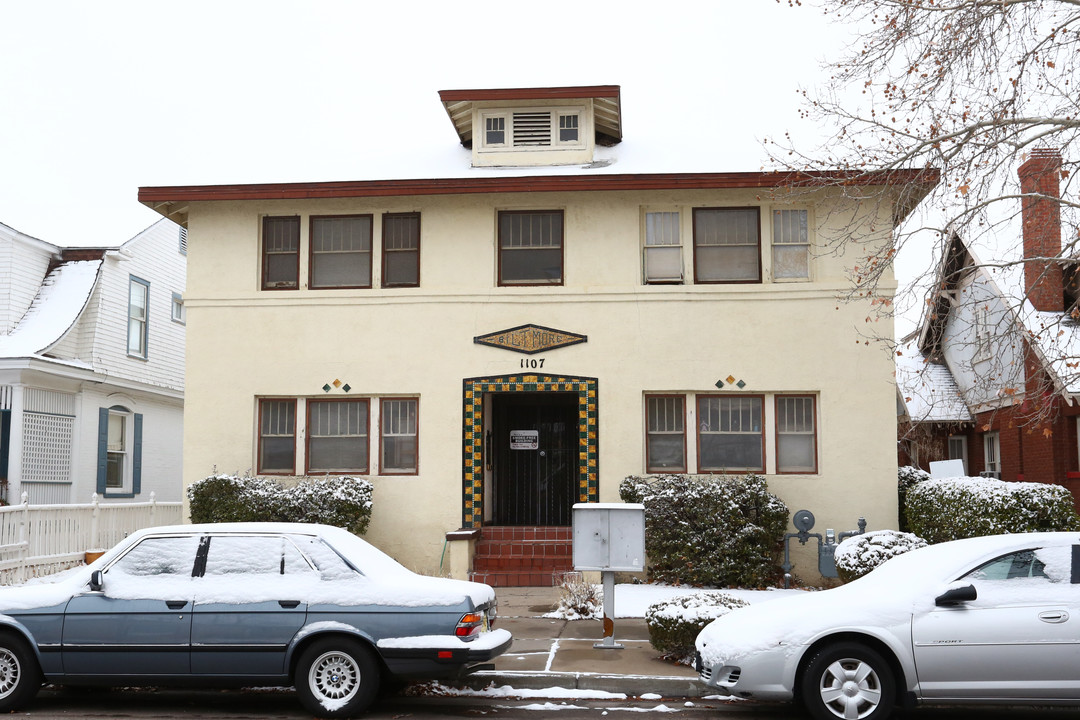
[96,408,109,494]
[133,413,143,495]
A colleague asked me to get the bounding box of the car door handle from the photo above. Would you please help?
[1039,610,1069,623]
[166,600,189,610]
[279,600,301,609]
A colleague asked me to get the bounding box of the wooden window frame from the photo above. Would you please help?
[127,276,150,359]
[497,209,565,287]
[261,216,300,291]
[309,215,373,290]
[306,398,370,475]
[692,207,762,284]
[696,394,765,473]
[381,212,421,288]
[257,398,296,476]
[643,210,684,284]
[771,208,811,281]
[645,394,687,473]
[774,394,818,474]
[379,397,419,475]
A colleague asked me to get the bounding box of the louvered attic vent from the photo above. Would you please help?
[513,112,552,146]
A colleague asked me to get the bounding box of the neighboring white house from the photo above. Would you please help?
[0,219,186,504]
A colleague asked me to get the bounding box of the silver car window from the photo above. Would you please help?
[110,536,201,577]
[962,549,1051,582]
[204,535,315,577]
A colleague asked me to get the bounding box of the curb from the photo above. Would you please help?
[446,670,709,698]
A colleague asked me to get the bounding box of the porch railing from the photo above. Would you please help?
[0,492,183,585]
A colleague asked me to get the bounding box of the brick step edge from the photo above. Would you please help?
[469,571,561,587]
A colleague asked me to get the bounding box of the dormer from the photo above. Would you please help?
[439,85,622,168]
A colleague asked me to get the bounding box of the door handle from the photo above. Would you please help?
[279,600,301,609]
[1039,610,1069,623]
[166,600,188,610]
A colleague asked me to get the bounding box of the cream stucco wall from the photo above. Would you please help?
[183,187,899,579]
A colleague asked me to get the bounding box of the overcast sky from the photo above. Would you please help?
[1,1,858,248]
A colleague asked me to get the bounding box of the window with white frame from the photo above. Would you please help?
[307,399,369,473]
[479,109,585,150]
[775,395,817,473]
[772,209,810,280]
[983,431,1000,477]
[171,292,185,324]
[643,211,683,283]
[645,395,686,472]
[380,398,418,474]
[948,435,968,474]
[693,208,761,283]
[127,276,149,358]
[697,395,765,472]
[97,404,142,496]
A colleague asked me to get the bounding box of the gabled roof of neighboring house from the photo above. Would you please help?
[896,336,973,423]
[0,259,102,362]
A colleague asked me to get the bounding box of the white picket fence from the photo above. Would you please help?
[0,492,183,585]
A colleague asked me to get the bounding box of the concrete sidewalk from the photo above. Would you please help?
[446,586,708,698]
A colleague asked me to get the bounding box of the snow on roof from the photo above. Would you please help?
[896,338,973,422]
[0,259,101,359]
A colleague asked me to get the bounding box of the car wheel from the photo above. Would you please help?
[0,633,42,713]
[295,637,380,718]
[800,642,895,720]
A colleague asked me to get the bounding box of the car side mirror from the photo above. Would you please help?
[89,570,104,592]
[935,583,977,606]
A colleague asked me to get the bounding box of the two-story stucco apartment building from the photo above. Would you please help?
[140,86,936,584]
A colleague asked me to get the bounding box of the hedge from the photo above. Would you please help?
[905,476,1080,544]
[187,474,373,535]
[620,474,788,587]
[834,529,927,582]
[645,591,748,664]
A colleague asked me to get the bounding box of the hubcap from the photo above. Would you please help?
[818,658,882,719]
[309,650,360,706]
[0,648,21,699]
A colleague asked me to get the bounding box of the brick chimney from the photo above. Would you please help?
[1018,148,1063,312]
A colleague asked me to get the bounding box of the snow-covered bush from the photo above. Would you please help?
[188,474,373,535]
[906,476,1080,544]
[645,592,749,664]
[620,474,788,587]
[897,465,930,532]
[547,572,602,620]
[834,529,928,583]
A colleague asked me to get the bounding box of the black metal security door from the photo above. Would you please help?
[491,393,577,526]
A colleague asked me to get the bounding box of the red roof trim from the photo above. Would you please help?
[438,86,621,103]
[139,170,938,204]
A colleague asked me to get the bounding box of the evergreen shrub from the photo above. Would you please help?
[897,465,930,532]
[833,529,927,583]
[187,474,373,535]
[645,592,749,664]
[619,474,788,587]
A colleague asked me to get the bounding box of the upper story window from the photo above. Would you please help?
[309,215,373,289]
[382,213,421,288]
[693,208,761,283]
[480,109,586,150]
[697,395,765,473]
[643,211,684,283]
[498,210,564,286]
[171,292,185,324]
[127,276,150,358]
[261,216,300,290]
[772,209,810,280]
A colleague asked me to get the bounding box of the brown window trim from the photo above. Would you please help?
[379,397,420,475]
[257,398,296,476]
[381,212,421,288]
[774,394,819,475]
[645,394,687,473]
[306,398,370,475]
[261,216,300,291]
[497,209,565,287]
[695,394,766,473]
[691,206,762,285]
[308,215,374,290]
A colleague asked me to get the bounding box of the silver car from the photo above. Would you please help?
[0,523,510,718]
[696,532,1080,720]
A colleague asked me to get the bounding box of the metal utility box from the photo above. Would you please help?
[572,503,645,572]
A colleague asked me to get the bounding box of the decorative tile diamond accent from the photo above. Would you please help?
[333,379,342,388]
[715,380,724,389]
[736,380,746,389]
[726,375,736,384]
[342,384,351,393]
[322,384,332,393]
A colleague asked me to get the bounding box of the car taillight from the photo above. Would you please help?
[455,612,484,640]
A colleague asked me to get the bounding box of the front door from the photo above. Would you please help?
[491,393,577,526]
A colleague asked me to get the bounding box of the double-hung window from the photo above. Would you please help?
[97,405,142,496]
[645,395,686,472]
[643,211,683,283]
[772,209,810,280]
[697,395,765,472]
[983,432,1001,477]
[498,210,564,286]
[307,399,369,473]
[127,277,150,358]
[693,208,761,283]
[258,399,296,475]
[310,215,373,289]
[382,213,420,287]
[775,395,817,473]
[380,398,418,474]
[261,216,300,290]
